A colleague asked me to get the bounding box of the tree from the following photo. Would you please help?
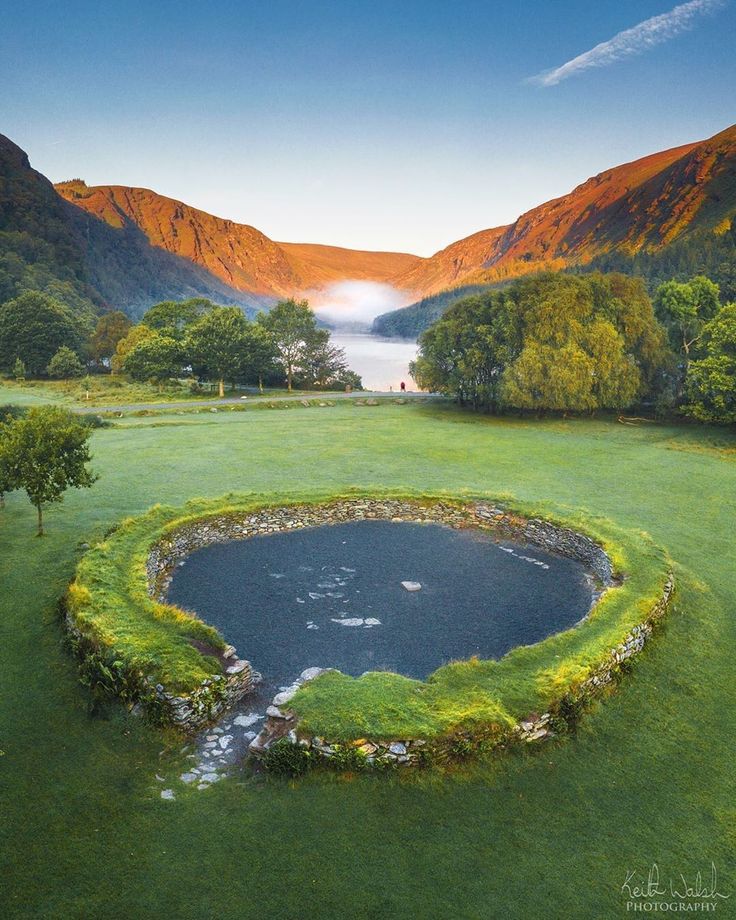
[142,298,215,340]
[2,406,97,535]
[257,299,319,391]
[0,419,18,509]
[654,276,721,366]
[684,303,736,424]
[412,273,664,414]
[13,357,25,381]
[122,335,182,387]
[47,345,85,379]
[185,307,251,397]
[0,291,85,375]
[298,330,360,389]
[237,323,278,392]
[88,311,132,368]
[111,324,155,374]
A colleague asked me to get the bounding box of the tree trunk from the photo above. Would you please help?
[258,375,263,393]
[36,503,44,537]
[287,366,292,392]
[218,378,224,398]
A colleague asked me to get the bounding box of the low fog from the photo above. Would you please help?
[309,281,411,331]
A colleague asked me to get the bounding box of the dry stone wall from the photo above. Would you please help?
[143,497,625,741]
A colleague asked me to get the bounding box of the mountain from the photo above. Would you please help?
[377,123,736,334]
[0,132,421,320]
[55,181,422,301]
[277,242,419,288]
[0,133,99,318]
[0,133,263,319]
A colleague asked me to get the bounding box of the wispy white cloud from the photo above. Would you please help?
[528,0,726,87]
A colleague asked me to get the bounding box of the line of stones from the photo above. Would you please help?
[142,497,622,742]
[252,571,675,765]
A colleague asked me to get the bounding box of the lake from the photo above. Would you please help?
[331,333,418,392]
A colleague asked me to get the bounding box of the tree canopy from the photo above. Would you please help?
[88,311,132,367]
[412,273,667,414]
[257,299,318,391]
[185,306,252,397]
[0,291,86,375]
[684,303,736,424]
[122,334,182,386]
[141,298,216,340]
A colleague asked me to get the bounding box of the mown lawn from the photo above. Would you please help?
[1,402,734,919]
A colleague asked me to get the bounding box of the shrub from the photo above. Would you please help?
[261,738,313,776]
[47,345,85,379]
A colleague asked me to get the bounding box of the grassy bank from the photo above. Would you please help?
[68,491,670,739]
[1,403,734,918]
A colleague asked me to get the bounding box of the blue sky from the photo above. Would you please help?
[1,0,734,255]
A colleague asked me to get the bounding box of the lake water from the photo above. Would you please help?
[330,333,418,392]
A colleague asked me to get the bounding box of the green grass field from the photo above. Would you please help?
[1,402,734,918]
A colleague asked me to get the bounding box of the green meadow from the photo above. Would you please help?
[1,401,734,918]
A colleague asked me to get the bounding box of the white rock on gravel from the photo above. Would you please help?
[401,581,422,592]
[233,713,261,727]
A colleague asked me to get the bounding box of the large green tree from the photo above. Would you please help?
[684,303,736,424]
[257,299,319,391]
[185,306,252,397]
[413,273,666,414]
[2,406,97,534]
[123,334,182,387]
[0,291,85,376]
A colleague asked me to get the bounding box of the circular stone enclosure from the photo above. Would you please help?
[167,517,598,713]
[67,494,673,759]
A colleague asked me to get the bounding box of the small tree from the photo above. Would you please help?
[299,330,356,389]
[3,406,97,535]
[47,345,85,379]
[111,324,155,374]
[257,299,318,391]
[13,357,25,381]
[123,335,182,388]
